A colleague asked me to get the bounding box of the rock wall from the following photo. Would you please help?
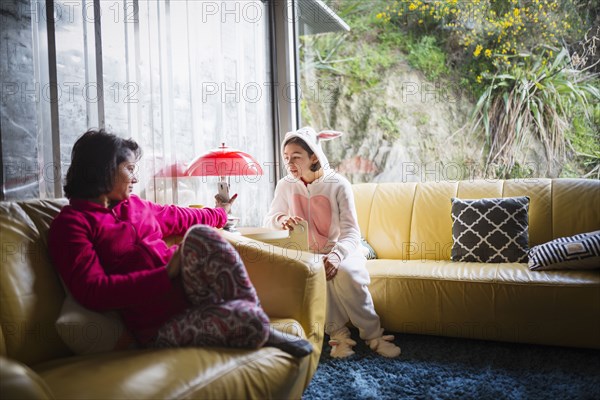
[303,60,487,183]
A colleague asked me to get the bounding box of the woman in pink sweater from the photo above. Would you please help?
[49,129,311,357]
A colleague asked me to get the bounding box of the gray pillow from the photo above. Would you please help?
[451,196,529,263]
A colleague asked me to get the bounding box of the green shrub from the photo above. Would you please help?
[407,36,449,80]
[471,47,599,177]
[377,0,584,88]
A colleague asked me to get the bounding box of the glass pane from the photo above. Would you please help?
[55,0,88,169]
[100,0,129,134]
[0,0,40,199]
[296,1,373,180]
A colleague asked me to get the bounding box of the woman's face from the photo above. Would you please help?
[106,150,138,202]
[283,143,318,180]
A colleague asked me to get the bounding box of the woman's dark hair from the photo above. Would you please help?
[64,129,141,199]
[284,137,321,172]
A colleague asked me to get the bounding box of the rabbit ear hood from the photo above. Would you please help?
[281,127,343,171]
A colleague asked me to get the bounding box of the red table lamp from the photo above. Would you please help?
[186,143,263,230]
[186,143,263,181]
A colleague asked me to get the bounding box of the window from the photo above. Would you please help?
[295,1,364,177]
[1,0,276,227]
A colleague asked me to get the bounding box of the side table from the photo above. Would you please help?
[236,227,289,241]
[236,221,309,251]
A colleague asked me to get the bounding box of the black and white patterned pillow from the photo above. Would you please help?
[451,196,530,263]
[528,231,600,271]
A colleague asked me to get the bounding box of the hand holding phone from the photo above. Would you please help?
[215,189,237,215]
[217,181,230,202]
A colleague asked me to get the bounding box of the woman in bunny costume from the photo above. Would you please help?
[264,127,401,358]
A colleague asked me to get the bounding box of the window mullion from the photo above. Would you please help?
[93,0,105,128]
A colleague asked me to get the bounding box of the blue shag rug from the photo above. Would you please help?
[303,329,600,400]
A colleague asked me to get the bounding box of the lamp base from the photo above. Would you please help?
[223,215,240,232]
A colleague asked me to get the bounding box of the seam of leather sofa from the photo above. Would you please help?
[408,183,417,253]
[365,183,377,239]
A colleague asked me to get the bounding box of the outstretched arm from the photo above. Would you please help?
[263,181,291,229]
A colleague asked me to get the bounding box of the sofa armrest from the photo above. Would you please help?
[0,356,55,399]
[220,231,326,384]
[166,232,326,341]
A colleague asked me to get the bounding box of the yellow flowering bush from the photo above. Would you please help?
[376,0,581,85]
[374,0,598,177]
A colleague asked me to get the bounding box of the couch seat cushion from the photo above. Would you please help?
[365,260,600,348]
[34,319,308,400]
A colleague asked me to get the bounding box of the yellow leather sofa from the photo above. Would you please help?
[0,199,326,399]
[353,178,600,349]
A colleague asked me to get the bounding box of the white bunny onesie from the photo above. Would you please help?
[264,127,384,342]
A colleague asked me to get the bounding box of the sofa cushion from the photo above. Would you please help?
[55,295,136,355]
[451,196,529,263]
[528,231,600,271]
[365,259,600,349]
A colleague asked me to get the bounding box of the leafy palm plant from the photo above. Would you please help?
[472,47,600,177]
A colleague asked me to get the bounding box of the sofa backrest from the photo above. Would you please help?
[353,179,600,261]
[0,199,72,365]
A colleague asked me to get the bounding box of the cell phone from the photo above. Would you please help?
[217,181,230,201]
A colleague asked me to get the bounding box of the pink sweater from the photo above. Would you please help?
[48,195,228,345]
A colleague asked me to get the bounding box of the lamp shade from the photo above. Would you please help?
[186,143,263,177]
[154,161,188,177]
